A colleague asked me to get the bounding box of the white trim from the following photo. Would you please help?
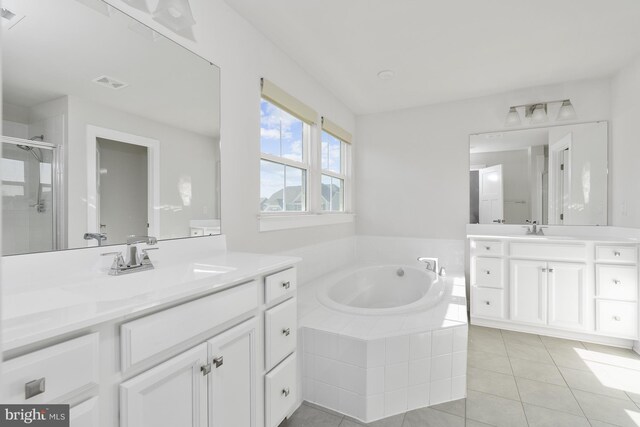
[259,213,354,232]
[86,125,160,246]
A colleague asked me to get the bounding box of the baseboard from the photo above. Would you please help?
[471,317,636,349]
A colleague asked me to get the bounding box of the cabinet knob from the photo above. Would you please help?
[613,279,622,285]
[614,251,621,257]
[282,281,291,290]
[282,328,291,336]
[548,268,554,273]
[213,356,224,368]
[541,268,547,272]
[25,377,46,400]
[613,316,621,321]
[485,301,491,306]
[282,387,290,397]
[485,246,491,250]
[485,270,491,275]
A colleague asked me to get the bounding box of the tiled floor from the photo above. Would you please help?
[289,325,640,426]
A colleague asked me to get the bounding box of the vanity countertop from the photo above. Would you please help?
[467,234,640,243]
[2,250,300,351]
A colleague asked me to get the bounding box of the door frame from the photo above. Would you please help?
[548,134,572,225]
[86,125,160,245]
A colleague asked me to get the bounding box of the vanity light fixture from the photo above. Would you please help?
[1,6,25,30]
[505,99,575,127]
[153,0,196,33]
[557,99,577,121]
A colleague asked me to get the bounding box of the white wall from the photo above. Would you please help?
[101,0,356,255]
[356,77,611,240]
[611,57,640,227]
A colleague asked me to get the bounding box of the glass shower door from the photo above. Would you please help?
[1,138,57,255]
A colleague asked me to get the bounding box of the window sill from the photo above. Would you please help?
[259,213,355,232]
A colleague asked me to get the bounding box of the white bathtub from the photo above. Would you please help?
[317,265,446,315]
[300,263,468,423]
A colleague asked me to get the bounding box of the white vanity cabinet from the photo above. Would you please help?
[470,236,638,345]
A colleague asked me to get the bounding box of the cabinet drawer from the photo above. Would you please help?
[265,298,297,371]
[473,257,503,288]
[596,265,638,301]
[265,353,297,427]
[265,267,297,305]
[510,243,586,261]
[70,397,99,427]
[2,333,99,404]
[596,246,638,264]
[471,240,504,256]
[596,300,638,338]
[121,281,258,372]
[471,287,504,319]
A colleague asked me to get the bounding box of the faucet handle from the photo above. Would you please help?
[101,251,125,269]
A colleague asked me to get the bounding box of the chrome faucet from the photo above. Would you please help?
[84,232,107,246]
[417,257,446,276]
[101,235,158,276]
[523,220,546,235]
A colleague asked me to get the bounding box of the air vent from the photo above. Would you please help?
[92,75,129,90]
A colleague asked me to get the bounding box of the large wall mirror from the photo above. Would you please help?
[1,0,221,255]
[469,122,608,226]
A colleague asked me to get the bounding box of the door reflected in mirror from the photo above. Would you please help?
[1,0,221,255]
[469,122,608,226]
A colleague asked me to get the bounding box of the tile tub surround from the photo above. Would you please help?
[289,325,640,427]
[299,268,467,423]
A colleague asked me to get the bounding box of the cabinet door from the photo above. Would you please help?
[70,397,99,427]
[208,318,257,427]
[548,262,586,329]
[120,344,208,427]
[510,260,547,324]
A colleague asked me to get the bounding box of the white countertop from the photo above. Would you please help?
[2,249,299,351]
[467,234,640,243]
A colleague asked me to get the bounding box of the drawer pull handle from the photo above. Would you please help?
[613,279,622,285]
[485,301,491,306]
[613,316,621,321]
[213,356,224,368]
[614,251,621,257]
[541,268,547,272]
[485,270,491,275]
[25,378,46,400]
[282,387,290,397]
[548,268,554,273]
[282,281,291,290]
[282,328,291,336]
[485,246,491,250]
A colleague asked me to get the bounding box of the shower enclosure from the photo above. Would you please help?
[1,136,61,255]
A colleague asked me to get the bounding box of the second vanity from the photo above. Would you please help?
[469,228,640,348]
[0,236,300,427]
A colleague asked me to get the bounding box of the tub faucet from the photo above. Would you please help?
[417,257,439,274]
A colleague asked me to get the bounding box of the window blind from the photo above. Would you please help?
[261,78,318,125]
[321,116,352,144]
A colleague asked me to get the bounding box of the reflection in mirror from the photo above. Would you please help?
[1,0,221,255]
[469,122,607,226]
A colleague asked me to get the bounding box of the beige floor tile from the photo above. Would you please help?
[401,407,464,427]
[429,398,465,417]
[510,358,565,386]
[559,364,631,400]
[515,377,583,416]
[539,335,585,351]
[523,404,590,427]
[464,420,494,427]
[588,420,626,427]
[468,350,513,375]
[466,390,527,427]
[469,337,508,357]
[467,367,520,400]
[506,341,554,365]
[340,414,404,427]
[289,404,343,427]
[547,347,593,371]
[582,343,640,359]
[470,325,503,340]
[572,389,640,427]
[501,330,545,348]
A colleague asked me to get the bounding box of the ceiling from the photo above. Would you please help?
[224,0,640,115]
[2,0,220,137]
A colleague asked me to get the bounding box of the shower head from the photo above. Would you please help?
[29,135,44,141]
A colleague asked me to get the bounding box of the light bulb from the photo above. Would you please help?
[557,100,576,121]
[505,107,521,126]
[531,104,548,123]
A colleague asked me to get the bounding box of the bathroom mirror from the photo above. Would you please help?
[1,0,221,255]
[469,122,608,226]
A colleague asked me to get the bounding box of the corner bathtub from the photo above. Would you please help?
[299,263,468,423]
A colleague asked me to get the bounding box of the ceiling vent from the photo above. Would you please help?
[92,75,129,90]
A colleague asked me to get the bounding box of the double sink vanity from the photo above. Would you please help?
[1,237,301,427]
[469,228,639,347]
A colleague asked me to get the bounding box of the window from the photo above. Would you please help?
[259,78,354,230]
[260,99,309,212]
[320,131,346,212]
